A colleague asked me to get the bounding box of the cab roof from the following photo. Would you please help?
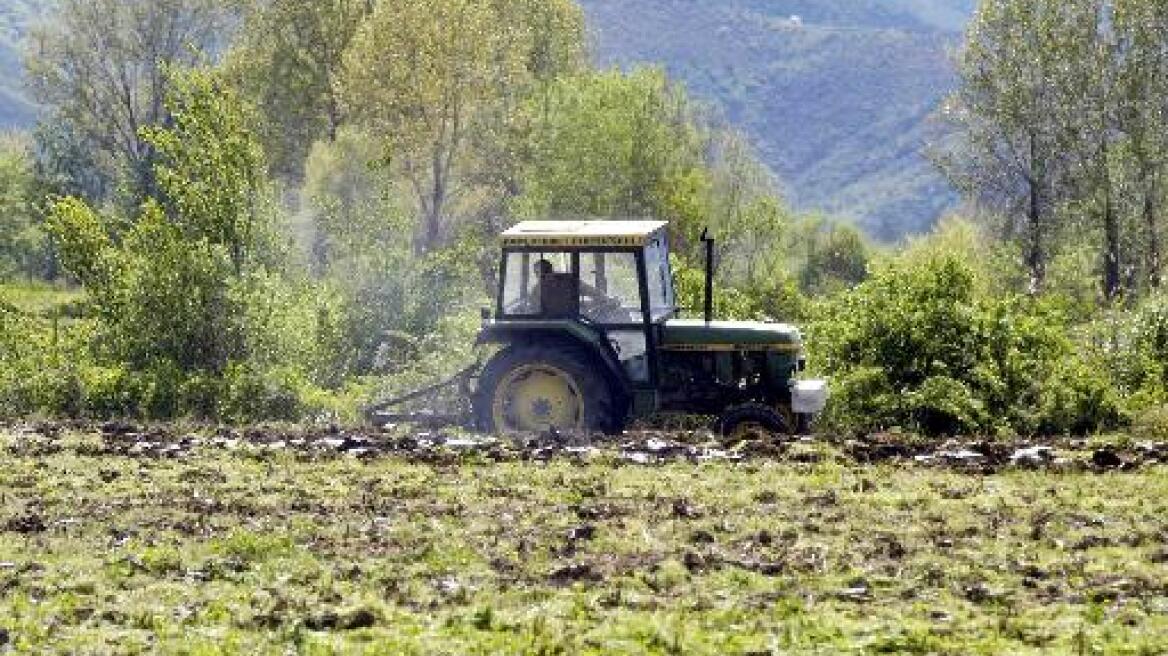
[501,220,668,248]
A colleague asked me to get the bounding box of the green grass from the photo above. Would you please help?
[1,428,1165,654]
[0,281,84,318]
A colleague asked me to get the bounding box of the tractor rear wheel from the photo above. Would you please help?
[715,403,791,439]
[475,345,617,434]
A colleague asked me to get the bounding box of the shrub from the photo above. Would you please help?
[1132,405,1168,441]
[811,252,1121,437]
[78,364,141,418]
[221,364,303,423]
[672,255,764,321]
[1088,294,1168,412]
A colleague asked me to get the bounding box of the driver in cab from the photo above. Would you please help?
[531,259,610,311]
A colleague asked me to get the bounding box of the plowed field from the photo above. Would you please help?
[2,423,1166,654]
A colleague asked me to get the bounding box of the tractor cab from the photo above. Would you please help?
[494,221,673,383]
[476,220,826,435]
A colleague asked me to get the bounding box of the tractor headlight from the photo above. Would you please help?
[791,379,828,414]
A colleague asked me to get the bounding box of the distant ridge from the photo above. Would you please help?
[579,0,975,240]
[0,0,974,240]
[0,0,44,129]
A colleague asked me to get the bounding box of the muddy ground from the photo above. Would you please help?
[1,423,1166,654]
[7,420,1167,472]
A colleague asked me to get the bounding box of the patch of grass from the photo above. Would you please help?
[0,429,1165,653]
[0,281,85,318]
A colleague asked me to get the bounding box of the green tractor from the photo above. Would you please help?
[472,220,826,436]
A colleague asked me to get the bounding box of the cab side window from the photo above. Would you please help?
[579,252,644,324]
[501,251,572,316]
[645,238,675,321]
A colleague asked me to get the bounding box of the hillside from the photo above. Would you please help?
[1,0,972,239]
[580,0,974,240]
[0,0,42,129]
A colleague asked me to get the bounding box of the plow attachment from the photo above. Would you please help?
[363,362,481,429]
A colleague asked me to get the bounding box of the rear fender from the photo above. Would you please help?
[477,320,633,404]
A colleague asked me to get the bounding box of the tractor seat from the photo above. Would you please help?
[539,273,580,318]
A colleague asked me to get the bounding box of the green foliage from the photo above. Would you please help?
[0,287,97,419]
[0,133,49,279]
[798,222,870,296]
[1132,405,1168,441]
[514,68,712,247]
[46,65,265,372]
[340,0,585,252]
[1088,293,1168,411]
[26,0,235,204]
[225,0,370,181]
[143,69,268,274]
[672,256,763,321]
[812,242,1121,436]
[24,68,344,421]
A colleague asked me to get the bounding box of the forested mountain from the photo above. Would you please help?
[2,0,974,239]
[0,0,43,128]
[579,0,975,240]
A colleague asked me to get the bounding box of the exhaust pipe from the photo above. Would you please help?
[701,228,714,324]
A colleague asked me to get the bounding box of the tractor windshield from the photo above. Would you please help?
[499,250,646,324]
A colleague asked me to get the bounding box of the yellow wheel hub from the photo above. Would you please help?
[729,421,768,440]
[491,363,584,432]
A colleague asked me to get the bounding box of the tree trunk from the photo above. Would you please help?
[1026,132,1046,294]
[423,151,446,254]
[325,92,341,143]
[1146,171,1162,289]
[1102,141,1121,300]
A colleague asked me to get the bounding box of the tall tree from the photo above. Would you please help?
[0,135,46,281]
[942,0,1168,301]
[227,0,372,182]
[25,0,234,202]
[936,0,1082,293]
[1048,0,1126,300]
[48,68,270,372]
[513,69,712,248]
[1114,0,1168,290]
[340,0,584,253]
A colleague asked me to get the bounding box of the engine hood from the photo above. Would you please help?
[660,319,803,352]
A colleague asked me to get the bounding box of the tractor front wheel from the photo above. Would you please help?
[475,346,617,434]
[715,403,791,440]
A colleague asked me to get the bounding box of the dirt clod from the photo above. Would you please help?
[690,529,715,544]
[682,551,707,572]
[671,499,701,519]
[567,525,596,542]
[963,582,999,603]
[4,513,46,534]
[100,421,139,436]
[1091,448,1126,470]
[339,608,377,630]
[549,562,600,584]
[304,611,338,630]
